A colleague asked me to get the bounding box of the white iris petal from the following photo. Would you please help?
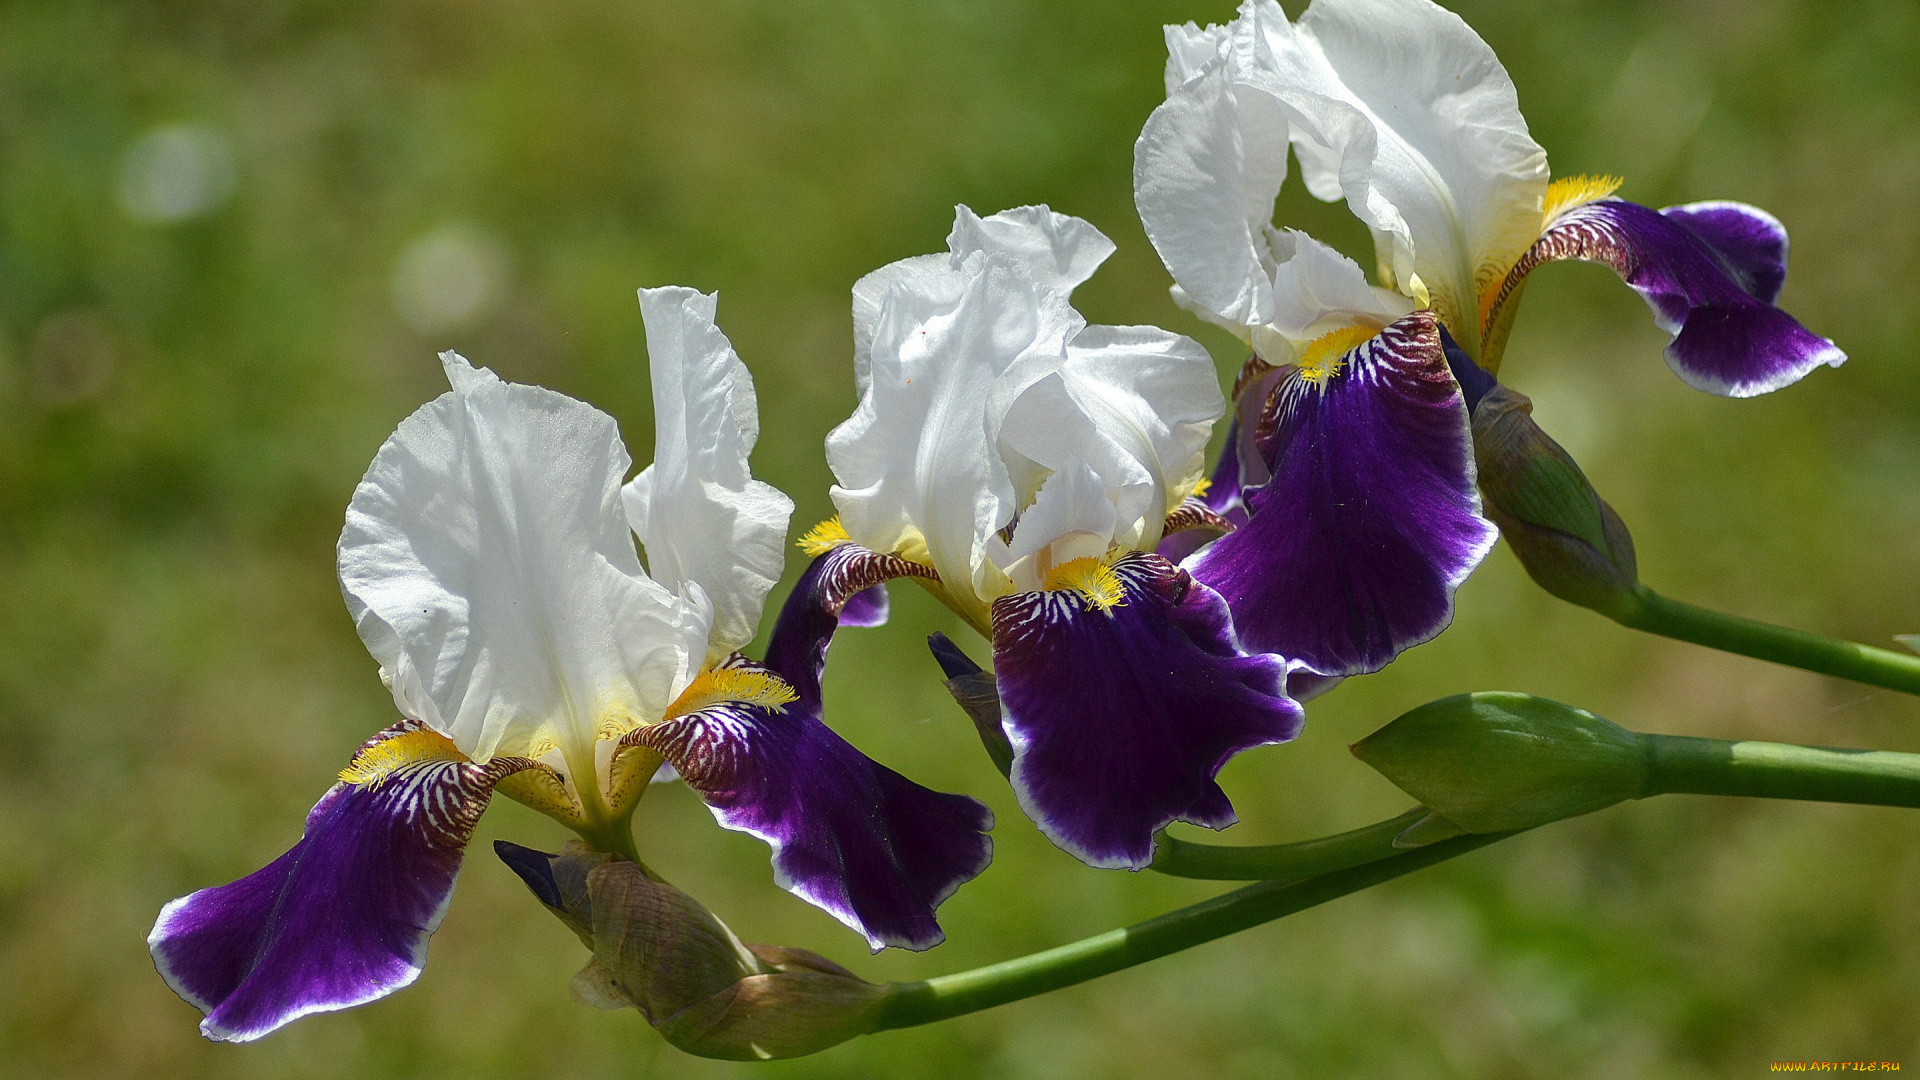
[827,206,1226,624]
[339,290,790,810]
[624,286,795,662]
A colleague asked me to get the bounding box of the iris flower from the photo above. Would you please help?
[147,288,992,1042]
[802,204,1302,871]
[1133,0,1842,675]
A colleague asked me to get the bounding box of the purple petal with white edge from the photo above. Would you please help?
[1502,199,1843,397]
[629,658,992,951]
[148,721,532,1041]
[991,552,1302,870]
[1661,201,1789,304]
[1191,311,1497,677]
[763,543,936,716]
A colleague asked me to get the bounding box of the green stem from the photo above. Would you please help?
[1613,586,1920,696]
[1644,735,1920,807]
[873,830,1513,1031]
[1150,807,1429,880]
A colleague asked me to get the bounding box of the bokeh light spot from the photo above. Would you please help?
[390,224,511,336]
[115,123,237,224]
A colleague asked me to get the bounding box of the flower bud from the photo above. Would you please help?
[1350,691,1651,833]
[1471,381,1642,620]
[496,841,889,1060]
[928,632,1014,777]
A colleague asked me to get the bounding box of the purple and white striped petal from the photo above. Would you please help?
[627,658,992,952]
[1190,311,1497,677]
[763,542,937,715]
[991,552,1302,870]
[148,722,533,1042]
[1497,198,1844,397]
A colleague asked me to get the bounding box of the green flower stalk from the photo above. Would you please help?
[1354,692,1920,835]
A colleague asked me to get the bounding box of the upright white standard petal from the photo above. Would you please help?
[851,254,952,397]
[998,325,1223,552]
[850,203,1111,397]
[830,204,1225,625]
[946,205,1117,300]
[340,353,710,768]
[624,287,795,661]
[828,252,1078,625]
[1135,47,1292,330]
[1246,0,1548,342]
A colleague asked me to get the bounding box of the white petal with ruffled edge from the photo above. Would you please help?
[830,254,1051,619]
[1136,55,1286,330]
[1243,0,1548,339]
[340,353,710,766]
[997,325,1222,552]
[624,287,794,660]
[946,205,1116,301]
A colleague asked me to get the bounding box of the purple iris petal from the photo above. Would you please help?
[1190,311,1497,677]
[838,584,890,628]
[1508,198,1843,397]
[148,722,524,1041]
[629,658,993,951]
[1661,201,1789,303]
[763,543,935,715]
[990,551,1302,870]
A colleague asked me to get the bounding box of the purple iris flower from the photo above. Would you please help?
[1132,0,1843,677]
[801,204,1303,872]
[147,288,992,1042]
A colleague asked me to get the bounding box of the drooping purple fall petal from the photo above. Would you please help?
[990,551,1302,870]
[148,722,532,1042]
[1190,311,1497,677]
[762,543,937,715]
[1498,199,1843,397]
[628,658,992,952]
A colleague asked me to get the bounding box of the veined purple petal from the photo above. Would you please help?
[629,658,992,952]
[1499,199,1843,397]
[148,722,532,1041]
[991,552,1302,870]
[763,543,936,715]
[1191,311,1497,677]
[1661,201,1789,304]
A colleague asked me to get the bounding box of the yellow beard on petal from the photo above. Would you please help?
[797,516,852,556]
[1297,325,1380,385]
[1542,174,1624,225]
[338,727,464,787]
[663,665,798,722]
[1042,555,1128,613]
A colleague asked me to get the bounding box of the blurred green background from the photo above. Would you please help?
[3,0,1917,1076]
